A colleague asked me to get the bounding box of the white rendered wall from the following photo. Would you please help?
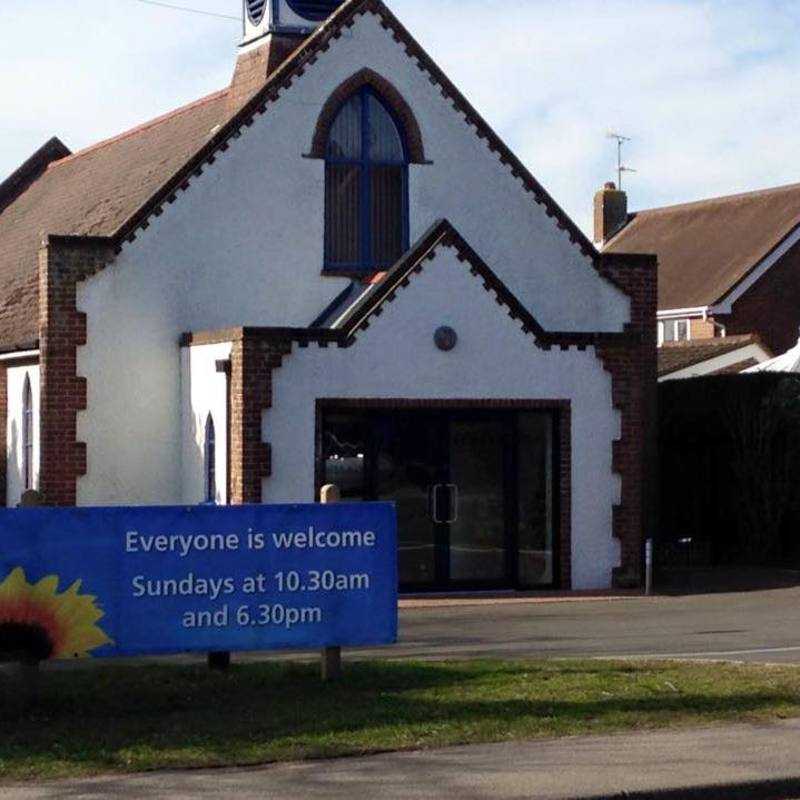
[76,8,630,505]
[264,247,623,590]
[180,342,231,505]
[5,364,40,507]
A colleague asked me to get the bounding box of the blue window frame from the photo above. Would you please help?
[204,414,216,504]
[324,86,409,272]
[22,374,33,492]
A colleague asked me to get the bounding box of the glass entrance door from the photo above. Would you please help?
[321,407,557,591]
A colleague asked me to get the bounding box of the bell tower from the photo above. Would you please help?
[229,0,345,109]
[242,0,346,46]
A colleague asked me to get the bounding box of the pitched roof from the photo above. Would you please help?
[0,90,231,349]
[658,334,769,377]
[604,182,800,310]
[0,0,611,351]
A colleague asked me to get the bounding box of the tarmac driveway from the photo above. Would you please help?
[342,584,800,665]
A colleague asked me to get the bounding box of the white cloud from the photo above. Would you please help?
[2,0,800,236]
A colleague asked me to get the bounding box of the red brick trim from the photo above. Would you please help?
[38,235,114,506]
[228,335,292,504]
[596,252,658,588]
[308,68,427,163]
[314,398,573,589]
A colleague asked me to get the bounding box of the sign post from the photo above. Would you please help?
[0,503,397,668]
[320,484,342,682]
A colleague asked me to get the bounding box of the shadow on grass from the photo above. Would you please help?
[1,660,798,778]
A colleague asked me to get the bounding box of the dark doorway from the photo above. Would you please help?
[320,407,558,592]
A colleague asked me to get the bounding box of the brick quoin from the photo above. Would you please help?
[597,252,658,588]
[0,364,6,506]
[38,235,114,507]
[229,333,292,505]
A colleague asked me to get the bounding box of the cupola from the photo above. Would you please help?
[243,0,346,45]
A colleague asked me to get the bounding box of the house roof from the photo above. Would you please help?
[0,0,611,352]
[658,334,769,377]
[604,182,800,310]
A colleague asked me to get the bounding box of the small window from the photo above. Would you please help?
[204,414,216,504]
[325,87,408,272]
[661,319,690,344]
[22,374,33,491]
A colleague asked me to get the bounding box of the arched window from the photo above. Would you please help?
[325,87,408,272]
[204,414,216,504]
[22,374,33,491]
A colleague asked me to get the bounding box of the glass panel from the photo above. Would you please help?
[367,94,404,162]
[323,414,368,500]
[663,321,676,342]
[370,165,403,265]
[374,413,439,587]
[448,420,506,583]
[327,94,362,160]
[517,414,554,587]
[325,164,361,265]
[676,320,689,341]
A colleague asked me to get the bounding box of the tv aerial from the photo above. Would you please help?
[606,131,637,190]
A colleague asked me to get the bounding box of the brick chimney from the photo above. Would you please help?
[593,182,628,244]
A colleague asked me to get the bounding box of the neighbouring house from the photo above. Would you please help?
[0,0,655,591]
[591,181,800,379]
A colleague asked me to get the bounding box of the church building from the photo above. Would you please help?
[0,0,655,591]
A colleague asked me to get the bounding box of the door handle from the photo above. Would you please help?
[446,484,458,523]
[429,484,442,523]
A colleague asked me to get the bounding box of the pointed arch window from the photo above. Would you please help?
[325,86,409,272]
[22,374,33,492]
[204,414,216,504]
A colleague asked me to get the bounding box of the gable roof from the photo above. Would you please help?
[0,0,611,351]
[0,90,231,349]
[604,182,800,311]
[658,334,770,378]
[184,219,638,351]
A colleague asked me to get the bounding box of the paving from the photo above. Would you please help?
[5,720,800,799]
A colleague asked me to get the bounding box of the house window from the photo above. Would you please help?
[22,374,33,491]
[659,319,690,346]
[324,87,408,272]
[204,414,216,504]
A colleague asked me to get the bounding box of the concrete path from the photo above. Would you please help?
[5,720,800,799]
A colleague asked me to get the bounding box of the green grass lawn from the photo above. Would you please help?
[3,658,800,781]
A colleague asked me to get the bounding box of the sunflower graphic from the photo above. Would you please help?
[0,567,113,661]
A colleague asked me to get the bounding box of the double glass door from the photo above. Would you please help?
[322,408,556,591]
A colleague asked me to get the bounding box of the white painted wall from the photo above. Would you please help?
[5,364,40,507]
[264,247,622,590]
[76,9,631,507]
[181,342,231,504]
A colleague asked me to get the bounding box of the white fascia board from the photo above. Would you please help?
[657,307,708,320]
[0,349,39,363]
[659,343,771,382]
[711,225,800,315]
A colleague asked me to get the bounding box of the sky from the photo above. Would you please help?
[2,0,800,235]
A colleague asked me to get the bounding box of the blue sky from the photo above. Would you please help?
[2,0,800,235]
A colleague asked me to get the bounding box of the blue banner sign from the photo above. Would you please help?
[0,503,397,661]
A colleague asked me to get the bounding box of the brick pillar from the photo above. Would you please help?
[598,253,658,588]
[0,364,6,507]
[38,235,114,506]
